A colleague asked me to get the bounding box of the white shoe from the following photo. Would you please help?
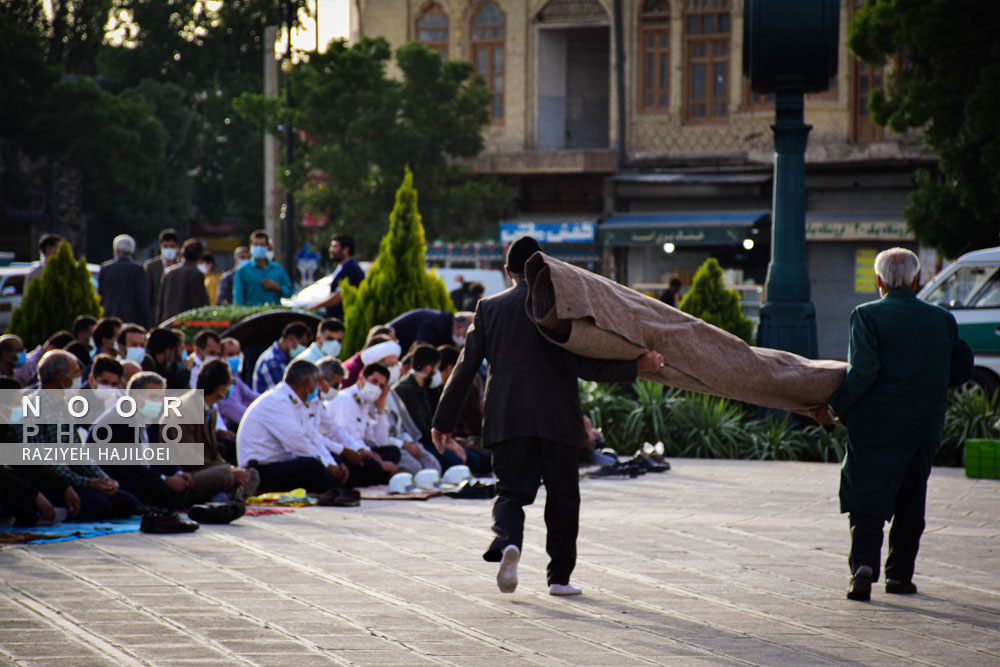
[497,545,520,593]
[548,583,582,596]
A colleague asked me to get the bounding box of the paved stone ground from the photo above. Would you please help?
[1,459,998,666]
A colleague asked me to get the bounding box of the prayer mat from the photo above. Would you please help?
[245,488,318,507]
[0,518,141,546]
[359,486,443,501]
[524,253,848,413]
[243,507,296,517]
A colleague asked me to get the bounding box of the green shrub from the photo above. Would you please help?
[9,243,101,348]
[801,423,848,463]
[341,167,454,357]
[938,387,1000,466]
[744,415,809,460]
[667,392,747,458]
[679,257,754,343]
[170,304,278,345]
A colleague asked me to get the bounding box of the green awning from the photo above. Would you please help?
[600,211,769,247]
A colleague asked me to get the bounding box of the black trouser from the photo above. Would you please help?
[344,455,388,488]
[116,470,190,511]
[483,437,580,586]
[849,450,927,583]
[254,457,338,494]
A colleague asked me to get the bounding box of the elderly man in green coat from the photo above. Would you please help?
[816,247,973,601]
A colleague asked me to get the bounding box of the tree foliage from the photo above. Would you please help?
[679,258,754,343]
[235,38,516,256]
[9,243,102,349]
[341,169,455,357]
[850,0,1000,258]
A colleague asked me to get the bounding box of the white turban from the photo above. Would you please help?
[360,340,401,365]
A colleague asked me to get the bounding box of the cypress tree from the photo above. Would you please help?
[341,167,454,356]
[678,257,754,343]
[9,242,103,348]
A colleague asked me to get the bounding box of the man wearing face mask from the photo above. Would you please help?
[216,247,251,305]
[199,254,219,305]
[393,345,460,472]
[188,330,222,389]
[296,319,345,364]
[144,228,181,317]
[387,309,475,354]
[98,234,153,328]
[141,328,191,390]
[158,239,210,323]
[253,322,313,393]
[0,334,27,383]
[328,364,410,485]
[18,351,140,521]
[88,355,124,407]
[216,337,259,435]
[233,230,293,306]
[116,325,148,366]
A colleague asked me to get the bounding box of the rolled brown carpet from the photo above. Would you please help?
[523,252,847,413]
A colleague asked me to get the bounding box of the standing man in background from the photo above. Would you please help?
[158,239,209,322]
[144,229,180,323]
[233,230,293,306]
[26,234,64,284]
[308,235,365,320]
[217,246,250,305]
[431,236,664,597]
[814,248,973,601]
[98,234,152,328]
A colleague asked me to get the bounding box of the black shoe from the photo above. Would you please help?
[587,463,641,479]
[140,509,199,534]
[846,565,873,601]
[444,480,497,499]
[187,501,245,524]
[629,452,670,473]
[885,579,917,595]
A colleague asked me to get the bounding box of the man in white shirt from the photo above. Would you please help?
[295,318,345,364]
[188,330,222,389]
[236,359,356,505]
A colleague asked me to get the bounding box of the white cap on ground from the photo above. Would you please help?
[387,472,415,494]
[413,468,440,490]
[442,465,472,486]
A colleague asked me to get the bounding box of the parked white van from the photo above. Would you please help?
[918,246,1000,394]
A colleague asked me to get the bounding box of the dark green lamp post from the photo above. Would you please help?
[744,0,839,358]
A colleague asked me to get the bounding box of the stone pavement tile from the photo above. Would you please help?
[13,659,119,667]
[242,653,349,667]
[328,647,442,663]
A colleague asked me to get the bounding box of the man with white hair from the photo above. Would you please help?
[98,234,153,327]
[814,247,973,601]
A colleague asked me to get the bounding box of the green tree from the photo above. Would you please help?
[341,168,454,356]
[9,243,102,349]
[850,0,1000,258]
[679,258,754,343]
[234,38,515,256]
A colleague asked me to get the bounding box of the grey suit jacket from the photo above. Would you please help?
[98,256,152,327]
[157,260,208,323]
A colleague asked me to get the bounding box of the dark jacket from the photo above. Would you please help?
[433,281,637,448]
[158,259,209,323]
[143,255,168,321]
[98,256,153,327]
[141,353,191,390]
[388,309,454,353]
[217,268,236,305]
[86,420,182,481]
[829,289,973,519]
[394,374,434,446]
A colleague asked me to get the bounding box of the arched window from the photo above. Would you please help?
[416,3,449,58]
[683,0,730,123]
[639,0,671,112]
[470,1,505,122]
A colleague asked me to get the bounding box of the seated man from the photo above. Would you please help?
[91,372,194,511]
[141,328,192,389]
[173,360,259,503]
[296,318,345,363]
[116,324,147,365]
[14,330,74,387]
[217,337,258,459]
[341,326,396,388]
[387,309,474,353]
[328,364,412,485]
[188,329,222,388]
[253,322,312,393]
[395,345,481,472]
[19,350,138,521]
[236,360,353,504]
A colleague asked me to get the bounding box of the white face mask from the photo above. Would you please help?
[429,370,443,389]
[320,339,342,358]
[237,258,251,269]
[388,363,401,385]
[266,249,275,261]
[94,385,122,405]
[359,382,382,404]
[197,263,209,275]
[320,388,338,402]
[161,247,178,261]
[69,377,82,390]
[452,334,466,348]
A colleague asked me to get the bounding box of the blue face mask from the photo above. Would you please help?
[290,344,307,358]
[9,407,23,423]
[13,351,26,368]
[226,356,241,375]
[125,347,146,364]
[306,386,319,403]
[237,258,252,269]
[179,349,188,362]
[224,383,234,400]
[140,400,162,419]
[251,245,268,260]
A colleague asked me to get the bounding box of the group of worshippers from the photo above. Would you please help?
[0,304,487,526]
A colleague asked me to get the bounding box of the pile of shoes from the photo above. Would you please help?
[310,488,361,507]
[444,479,497,499]
[140,509,200,534]
[586,441,671,480]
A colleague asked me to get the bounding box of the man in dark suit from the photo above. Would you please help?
[144,228,180,323]
[388,309,475,355]
[432,236,663,596]
[98,234,153,328]
[815,248,973,601]
[217,246,250,305]
[158,239,209,322]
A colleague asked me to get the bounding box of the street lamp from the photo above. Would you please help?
[662,242,676,254]
[282,0,296,272]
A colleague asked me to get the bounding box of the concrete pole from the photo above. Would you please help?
[263,26,281,253]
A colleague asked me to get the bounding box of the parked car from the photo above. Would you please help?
[918,245,1000,394]
[0,261,100,333]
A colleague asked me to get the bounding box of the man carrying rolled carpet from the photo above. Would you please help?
[432,236,664,596]
[813,247,973,601]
